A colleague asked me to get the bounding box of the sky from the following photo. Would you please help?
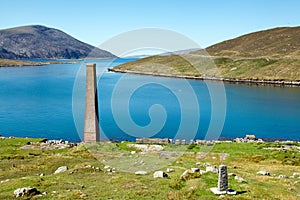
[0,0,299,49]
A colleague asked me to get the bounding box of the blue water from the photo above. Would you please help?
[0,58,299,142]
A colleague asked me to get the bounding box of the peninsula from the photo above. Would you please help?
[111,27,300,86]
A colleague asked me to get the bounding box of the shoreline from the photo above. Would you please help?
[108,68,300,87]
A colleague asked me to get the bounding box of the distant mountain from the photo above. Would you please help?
[201,26,300,58]
[0,25,115,59]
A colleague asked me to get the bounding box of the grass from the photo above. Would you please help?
[113,55,300,82]
[0,58,48,67]
[0,138,299,199]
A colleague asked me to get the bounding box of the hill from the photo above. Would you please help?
[112,26,300,83]
[0,25,115,59]
[204,26,300,58]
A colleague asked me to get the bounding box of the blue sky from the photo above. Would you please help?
[0,0,299,48]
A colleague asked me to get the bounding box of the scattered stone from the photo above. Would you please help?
[180,169,192,180]
[39,173,44,177]
[104,165,110,169]
[42,191,47,195]
[228,173,236,177]
[135,171,148,175]
[257,170,270,176]
[130,151,136,155]
[278,174,288,179]
[0,179,11,183]
[235,176,246,182]
[153,171,168,178]
[14,188,41,198]
[54,166,68,174]
[206,165,218,173]
[159,151,183,159]
[127,144,164,153]
[191,168,200,173]
[293,172,300,177]
[166,168,174,173]
[136,138,170,144]
[245,134,256,140]
[196,162,201,165]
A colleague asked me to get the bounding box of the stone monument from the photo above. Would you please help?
[210,165,236,195]
[84,64,100,142]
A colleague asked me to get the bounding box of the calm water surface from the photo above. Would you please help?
[0,59,299,141]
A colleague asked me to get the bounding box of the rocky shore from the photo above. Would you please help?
[108,68,300,87]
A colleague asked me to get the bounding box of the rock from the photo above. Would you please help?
[235,176,246,182]
[245,134,256,140]
[293,172,300,177]
[166,168,174,173]
[195,162,201,165]
[104,165,110,169]
[135,171,148,175]
[206,165,219,173]
[191,168,200,173]
[54,166,68,174]
[130,151,136,154]
[257,170,270,176]
[0,179,11,183]
[14,188,41,198]
[39,173,44,177]
[278,174,288,179]
[180,169,192,180]
[228,173,236,177]
[153,171,168,178]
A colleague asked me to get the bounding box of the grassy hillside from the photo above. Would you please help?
[113,27,300,82]
[204,27,300,59]
[0,138,299,199]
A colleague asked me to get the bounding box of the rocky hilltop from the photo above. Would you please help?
[0,25,115,59]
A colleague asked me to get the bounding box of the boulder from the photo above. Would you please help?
[206,165,219,173]
[153,171,168,178]
[14,188,41,198]
[135,171,148,175]
[245,134,256,140]
[257,170,270,176]
[191,168,200,173]
[54,166,68,174]
[166,168,174,173]
[180,169,192,180]
[278,174,288,179]
[234,176,246,182]
[293,172,300,177]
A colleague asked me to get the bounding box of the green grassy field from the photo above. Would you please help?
[0,138,299,199]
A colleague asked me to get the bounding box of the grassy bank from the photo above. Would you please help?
[0,137,299,199]
[0,58,48,67]
[112,55,300,83]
